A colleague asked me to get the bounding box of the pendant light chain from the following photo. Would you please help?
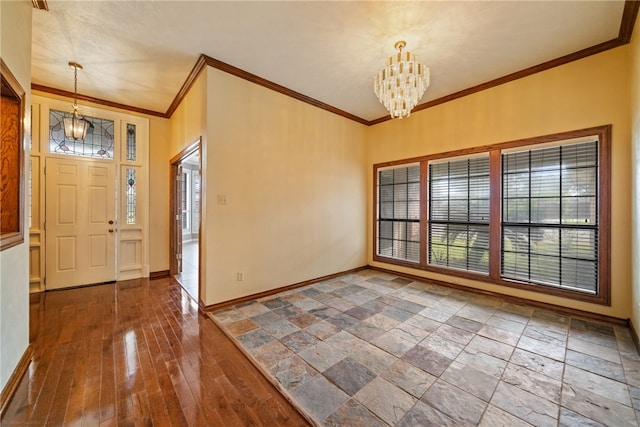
[68,61,83,111]
[63,61,89,141]
[73,64,78,108]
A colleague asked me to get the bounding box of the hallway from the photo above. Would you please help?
[1,277,308,426]
[176,239,199,301]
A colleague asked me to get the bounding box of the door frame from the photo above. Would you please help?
[30,96,150,292]
[170,137,201,303]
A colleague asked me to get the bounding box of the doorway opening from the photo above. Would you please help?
[170,139,201,302]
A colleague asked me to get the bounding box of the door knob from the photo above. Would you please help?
[108,228,114,233]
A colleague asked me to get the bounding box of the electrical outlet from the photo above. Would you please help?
[237,272,245,281]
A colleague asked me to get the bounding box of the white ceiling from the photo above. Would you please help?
[31,1,626,122]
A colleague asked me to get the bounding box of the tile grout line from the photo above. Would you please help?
[205,312,321,427]
[210,271,639,426]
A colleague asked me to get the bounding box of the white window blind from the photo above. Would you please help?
[428,156,490,273]
[377,164,420,263]
[501,141,598,293]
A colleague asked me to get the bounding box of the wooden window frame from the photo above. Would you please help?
[373,125,611,305]
[376,163,421,263]
[1,60,26,251]
[501,141,600,293]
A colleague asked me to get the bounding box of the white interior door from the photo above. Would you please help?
[45,157,116,289]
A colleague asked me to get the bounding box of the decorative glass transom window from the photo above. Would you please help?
[126,123,136,161]
[126,168,137,225]
[49,109,115,159]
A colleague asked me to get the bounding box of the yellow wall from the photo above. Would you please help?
[631,16,640,330]
[169,72,208,301]
[148,116,171,272]
[0,0,32,391]
[169,73,207,157]
[367,46,632,319]
[202,67,367,305]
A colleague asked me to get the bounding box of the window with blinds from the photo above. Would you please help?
[428,156,490,273]
[502,141,598,293]
[372,126,609,305]
[377,164,420,263]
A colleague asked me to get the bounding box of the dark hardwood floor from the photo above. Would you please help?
[2,277,310,426]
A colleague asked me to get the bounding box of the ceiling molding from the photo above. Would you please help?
[369,39,624,126]
[31,0,48,11]
[202,54,370,125]
[31,0,639,127]
[164,54,207,118]
[619,0,640,42]
[165,54,370,125]
[370,0,640,125]
[31,84,167,118]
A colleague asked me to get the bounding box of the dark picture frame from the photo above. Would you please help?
[1,59,26,251]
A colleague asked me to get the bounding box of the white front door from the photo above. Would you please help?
[45,157,116,289]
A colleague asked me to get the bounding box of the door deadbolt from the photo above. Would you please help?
[108,220,114,224]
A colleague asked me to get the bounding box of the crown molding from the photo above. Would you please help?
[619,0,640,42]
[31,0,48,11]
[370,0,640,125]
[165,54,369,125]
[31,84,167,118]
[164,54,207,118]
[31,0,639,126]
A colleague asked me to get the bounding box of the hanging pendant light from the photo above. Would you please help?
[63,61,89,141]
[374,41,430,119]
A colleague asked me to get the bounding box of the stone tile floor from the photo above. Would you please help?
[208,269,640,426]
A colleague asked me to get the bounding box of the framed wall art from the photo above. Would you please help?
[1,59,25,250]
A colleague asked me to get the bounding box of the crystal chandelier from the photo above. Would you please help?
[374,41,430,119]
[63,61,90,141]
